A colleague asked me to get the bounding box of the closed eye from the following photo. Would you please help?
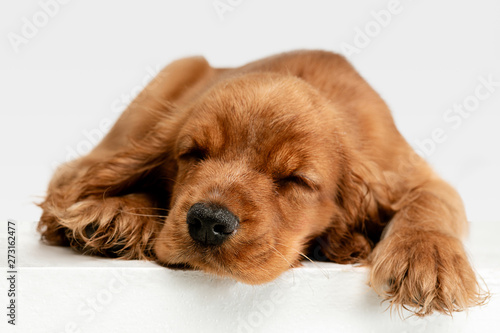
[178,147,207,162]
[275,173,317,191]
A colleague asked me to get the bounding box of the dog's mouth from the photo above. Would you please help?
[154,233,298,285]
[157,261,194,271]
[161,242,241,274]
[153,199,296,284]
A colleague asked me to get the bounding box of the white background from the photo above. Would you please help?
[1,0,499,225]
[0,0,499,332]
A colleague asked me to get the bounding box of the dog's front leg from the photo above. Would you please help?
[368,176,487,316]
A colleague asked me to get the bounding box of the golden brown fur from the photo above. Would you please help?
[38,50,488,316]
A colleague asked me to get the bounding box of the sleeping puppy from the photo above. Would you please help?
[38,50,486,316]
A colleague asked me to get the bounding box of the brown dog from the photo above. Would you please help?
[38,50,486,316]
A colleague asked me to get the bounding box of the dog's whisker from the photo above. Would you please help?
[122,206,171,212]
[274,241,330,279]
[116,210,168,219]
[269,244,294,268]
[158,176,181,185]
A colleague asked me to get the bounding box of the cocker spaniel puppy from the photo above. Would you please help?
[38,50,486,316]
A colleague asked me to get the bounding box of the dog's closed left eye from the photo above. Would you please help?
[275,173,317,191]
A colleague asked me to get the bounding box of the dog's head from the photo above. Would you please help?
[149,73,369,284]
[71,72,374,284]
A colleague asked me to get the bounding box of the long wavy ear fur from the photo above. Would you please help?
[37,56,214,257]
[77,130,175,200]
[37,121,177,258]
[311,158,394,264]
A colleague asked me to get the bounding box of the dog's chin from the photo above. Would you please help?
[199,264,285,285]
[154,248,288,285]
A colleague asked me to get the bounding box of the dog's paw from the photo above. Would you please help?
[42,194,162,260]
[368,228,487,316]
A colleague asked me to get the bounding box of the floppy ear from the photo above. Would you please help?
[38,56,215,258]
[77,55,216,199]
[311,161,392,264]
[76,123,176,200]
[37,113,179,259]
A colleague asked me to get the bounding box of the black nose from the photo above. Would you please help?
[186,202,239,246]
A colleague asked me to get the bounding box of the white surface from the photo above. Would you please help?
[0,221,499,333]
[1,0,500,332]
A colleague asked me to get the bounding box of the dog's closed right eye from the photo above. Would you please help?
[178,147,207,163]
